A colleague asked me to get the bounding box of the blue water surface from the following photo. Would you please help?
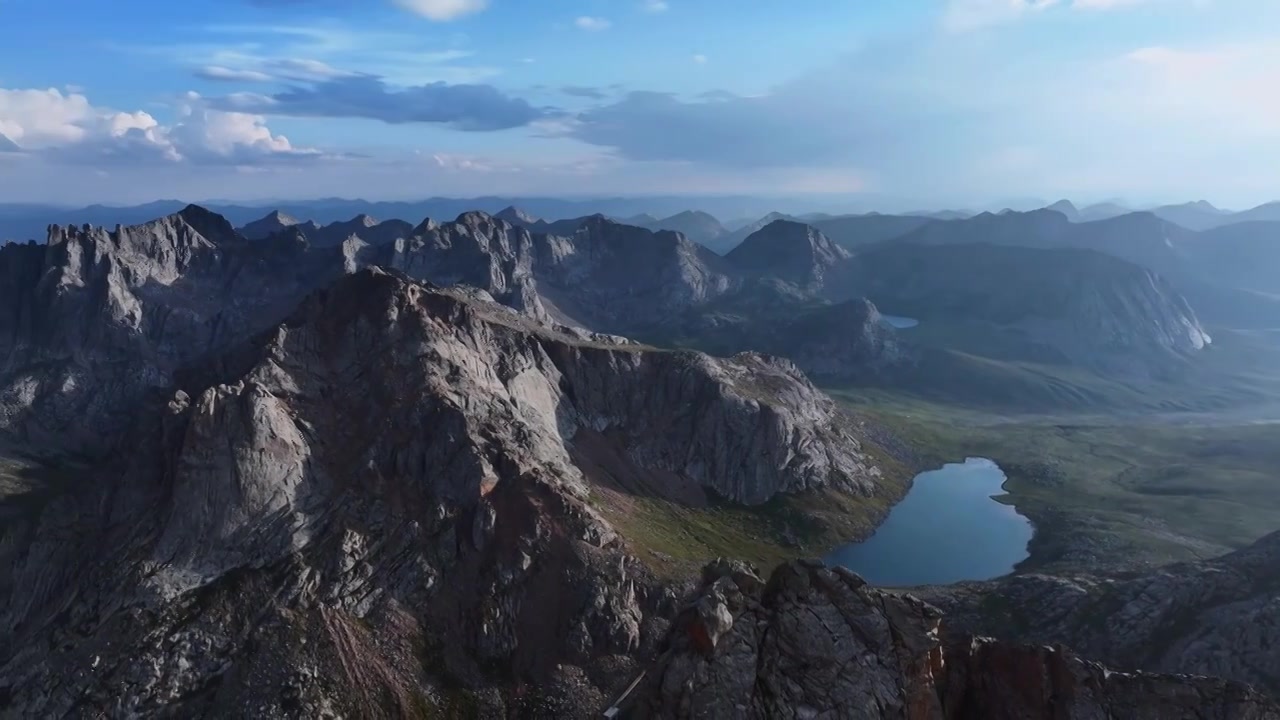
[826,457,1032,587]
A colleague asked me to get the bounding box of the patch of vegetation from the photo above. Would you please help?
[835,391,1280,574]
[591,481,907,580]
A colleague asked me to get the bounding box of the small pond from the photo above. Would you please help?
[825,457,1033,587]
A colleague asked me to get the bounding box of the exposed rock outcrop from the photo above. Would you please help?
[648,281,907,383]
[0,206,343,455]
[844,242,1211,373]
[0,269,895,717]
[917,529,1280,698]
[726,219,851,291]
[624,560,1280,719]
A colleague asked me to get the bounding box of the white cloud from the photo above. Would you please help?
[641,0,670,12]
[390,0,488,21]
[692,54,708,64]
[268,58,354,81]
[0,86,315,165]
[1113,44,1280,136]
[944,0,1058,32]
[197,66,275,83]
[575,16,612,31]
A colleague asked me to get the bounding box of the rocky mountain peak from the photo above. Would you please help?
[1048,199,1080,219]
[239,209,303,240]
[726,219,850,288]
[410,217,438,234]
[496,205,540,226]
[175,203,242,243]
[266,209,299,224]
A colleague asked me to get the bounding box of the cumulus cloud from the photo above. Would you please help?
[575,16,612,31]
[0,86,317,165]
[209,75,550,130]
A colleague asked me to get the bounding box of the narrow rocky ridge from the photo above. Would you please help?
[622,559,1280,719]
[915,529,1280,698]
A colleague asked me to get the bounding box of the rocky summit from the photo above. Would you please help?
[0,267,894,717]
[725,219,851,291]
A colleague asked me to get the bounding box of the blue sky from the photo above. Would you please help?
[0,0,1277,208]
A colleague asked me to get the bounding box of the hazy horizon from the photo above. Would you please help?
[2,0,1278,207]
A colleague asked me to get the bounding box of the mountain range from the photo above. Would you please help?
[2,203,1280,716]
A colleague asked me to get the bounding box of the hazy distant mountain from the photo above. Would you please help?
[1046,199,1080,220]
[810,213,933,249]
[884,208,1280,328]
[617,212,659,226]
[893,209,1192,276]
[490,205,596,236]
[239,211,412,247]
[1231,201,1280,225]
[1077,201,1132,221]
[845,242,1210,373]
[0,196,795,244]
[1149,200,1230,231]
[1042,199,1135,222]
[495,205,541,226]
[797,211,836,223]
[1182,221,1280,295]
[645,210,729,251]
[240,210,317,240]
[716,211,803,254]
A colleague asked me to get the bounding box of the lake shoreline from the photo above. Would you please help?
[825,457,1034,588]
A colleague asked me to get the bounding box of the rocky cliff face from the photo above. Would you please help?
[917,529,1280,699]
[648,281,907,383]
[0,268,894,717]
[845,242,1210,373]
[623,559,1280,719]
[726,219,851,290]
[0,206,344,455]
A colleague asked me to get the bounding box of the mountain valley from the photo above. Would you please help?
[2,200,1280,717]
